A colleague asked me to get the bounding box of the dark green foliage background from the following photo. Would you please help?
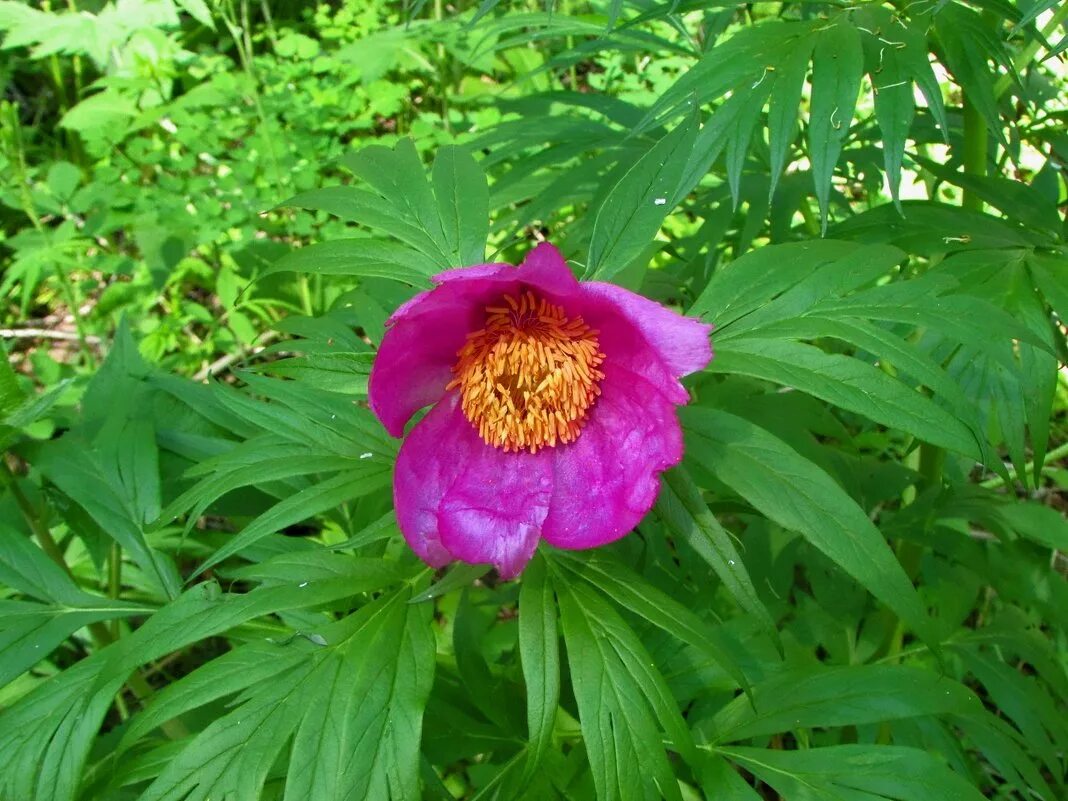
[1,1,1067,799]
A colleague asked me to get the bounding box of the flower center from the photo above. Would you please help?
[447,290,606,453]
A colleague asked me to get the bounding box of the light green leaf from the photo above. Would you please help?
[59,90,137,133]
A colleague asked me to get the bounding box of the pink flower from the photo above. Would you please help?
[368,243,713,578]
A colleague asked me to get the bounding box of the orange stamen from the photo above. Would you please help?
[446,290,606,453]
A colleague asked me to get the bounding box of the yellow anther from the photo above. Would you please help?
[446,290,606,453]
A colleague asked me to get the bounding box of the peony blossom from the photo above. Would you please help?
[368,243,712,578]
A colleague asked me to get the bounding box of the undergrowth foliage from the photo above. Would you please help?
[1,0,1067,800]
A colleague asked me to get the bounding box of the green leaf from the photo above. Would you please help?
[0,576,406,801]
[914,156,1061,234]
[587,115,698,280]
[830,201,1047,254]
[281,185,452,260]
[33,434,178,600]
[0,347,24,419]
[135,590,435,801]
[637,21,810,132]
[340,138,481,267]
[707,664,982,743]
[935,5,1013,147]
[708,337,984,460]
[175,0,213,27]
[432,145,489,266]
[557,580,686,801]
[697,755,764,801]
[681,408,936,647]
[720,744,986,801]
[658,468,779,649]
[808,19,863,233]
[263,239,436,286]
[408,561,492,603]
[162,438,360,536]
[519,552,560,783]
[863,13,915,210]
[688,239,890,332]
[552,551,750,700]
[59,90,137,133]
[767,38,813,198]
[193,465,391,577]
[0,525,85,606]
[0,599,148,688]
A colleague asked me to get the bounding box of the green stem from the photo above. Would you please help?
[563,0,578,90]
[798,197,821,236]
[108,542,122,639]
[5,464,69,572]
[918,441,945,490]
[298,275,314,317]
[882,441,943,669]
[993,3,1068,99]
[981,440,1068,489]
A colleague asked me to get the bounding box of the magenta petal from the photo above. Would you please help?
[394,393,554,578]
[582,282,713,377]
[370,251,588,438]
[369,303,468,438]
[515,242,581,296]
[541,363,684,550]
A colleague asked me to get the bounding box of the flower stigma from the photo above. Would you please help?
[447,290,605,453]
